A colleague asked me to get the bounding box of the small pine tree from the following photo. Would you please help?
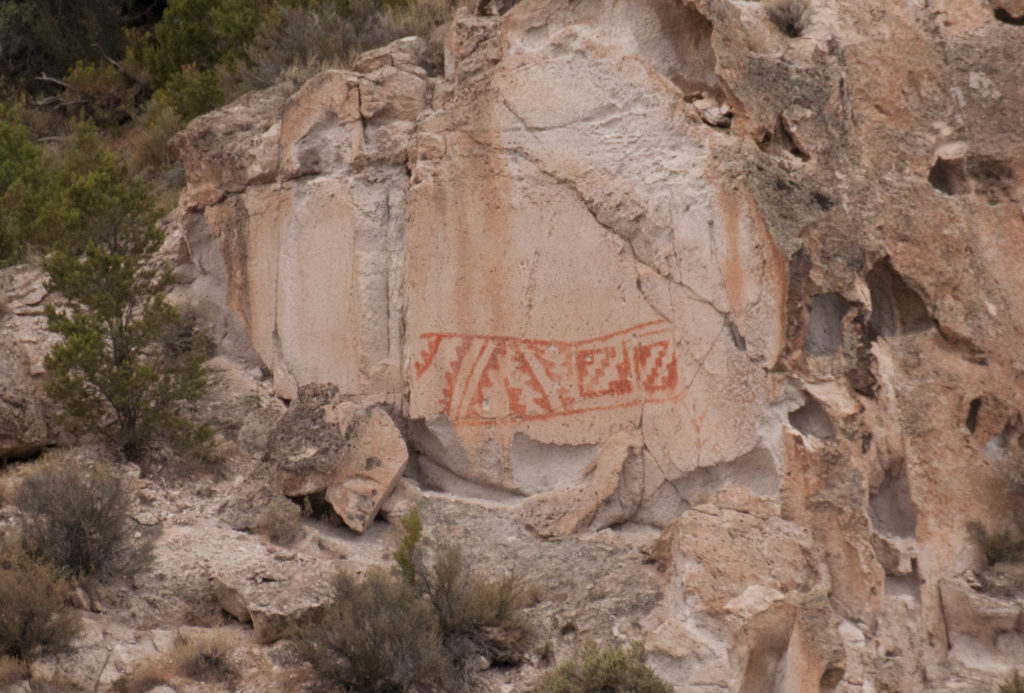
[43,124,209,462]
[394,507,423,585]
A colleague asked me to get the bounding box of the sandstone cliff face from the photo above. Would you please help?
[170,0,1024,689]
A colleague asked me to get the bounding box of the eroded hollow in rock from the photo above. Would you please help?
[757,117,809,161]
[995,8,1024,24]
[928,156,968,195]
[966,397,983,434]
[805,293,850,355]
[0,444,51,464]
[288,491,342,526]
[820,667,845,692]
[641,0,723,98]
[738,608,795,693]
[968,156,1020,204]
[928,154,1019,203]
[885,566,922,603]
[789,395,835,440]
[509,433,599,495]
[866,258,933,339]
[673,447,780,503]
[869,463,917,538]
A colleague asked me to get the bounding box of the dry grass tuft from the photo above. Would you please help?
[764,0,812,37]
[0,655,28,687]
[113,629,238,693]
[0,546,81,660]
[15,458,146,579]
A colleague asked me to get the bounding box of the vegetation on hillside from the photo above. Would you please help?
[0,0,464,466]
[296,508,534,691]
[0,0,463,275]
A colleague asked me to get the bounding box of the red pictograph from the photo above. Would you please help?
[412,320,683,426]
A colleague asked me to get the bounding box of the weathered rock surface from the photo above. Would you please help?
[268,384,409,532]
[169,0,1024,689]
[0,265,58,459]
[211,555,336,643]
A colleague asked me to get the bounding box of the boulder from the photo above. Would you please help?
[269,385,409,533]
[210,555,336,643]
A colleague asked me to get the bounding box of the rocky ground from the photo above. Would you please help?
[7,0,1024,689]
[0,314,664,692]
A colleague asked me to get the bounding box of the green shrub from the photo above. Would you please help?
[538,640,672,693]
[420,543,526,635]
[412,538,532,681]
[126,99,184,175]
[142,0,266,89]
[393,506,423,585]
[296,568,447,692]
[0,547,81,660]
[43,125,211,463]
[174,631,238,684]
[968,522,1024,566]
[0,1,131,91]
[15,459,142,579]
[764,0,812,37]
[0,107,50,265]
[298,512,534,692]
[228,0,457,96]
[61,61,144,126]
[982,531,1024,565]
[158,63,224,122]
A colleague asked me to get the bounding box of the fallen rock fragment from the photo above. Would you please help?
[520,430,643,537]
[269,384,409,533]
[210,557,336,643]
[220,487,304,545]
[325,407,409,533]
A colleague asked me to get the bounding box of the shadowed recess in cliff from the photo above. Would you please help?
[968,157,1021,204]
[966,397,983,434]
[738,606,796,693]
[758,116,810,161]
[789,394,835,440]
[994,8,1024,24]
[928,156,968,196]
[672,447,780,503]
[866,258,933,339]
[929,153,1020,204]
[869,462,917,539]
[509,433,599,495]
[637,0,724,99]
[885,566,921,603]
[805,293,850,355]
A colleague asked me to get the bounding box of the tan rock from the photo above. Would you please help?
[210,558,336,643]
[169,86,285,209]
[520,429,643,537]
[325,407,409,533]
[270,385,407,533]
[939,578,1020,646]
[168,2,1024,688]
